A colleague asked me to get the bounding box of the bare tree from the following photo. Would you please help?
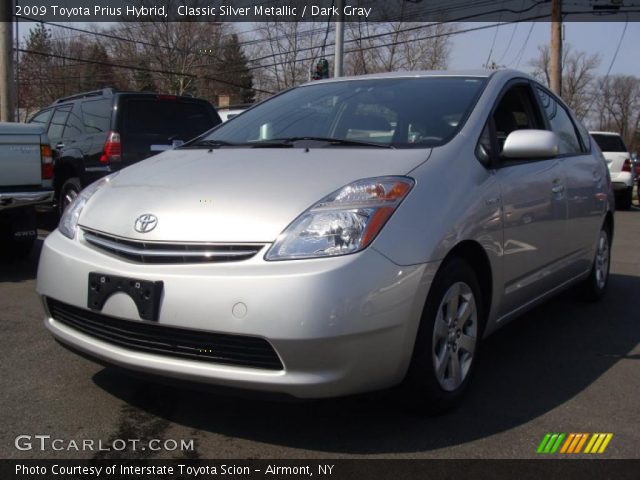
[345,22,455,76]
[594,75,640,149]
[529,44,601,120]
[249,20,325,95]
[107,21,228,97]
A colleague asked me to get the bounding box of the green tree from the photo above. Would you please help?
[132,58,158,92]
[81,43,118,91]
[218,34,255,104]
[19,24,55,118]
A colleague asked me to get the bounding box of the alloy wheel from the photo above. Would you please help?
[432,281,478,392]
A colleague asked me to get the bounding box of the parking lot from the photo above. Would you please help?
[1,205,638,460]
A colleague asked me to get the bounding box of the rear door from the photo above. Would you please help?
[47,105,72,150]
[489,82,568,317]
[117,95,221,166]
[535,86,606,279]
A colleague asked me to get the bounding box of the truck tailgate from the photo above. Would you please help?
[0,133,41,187]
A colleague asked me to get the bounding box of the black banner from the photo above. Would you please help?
[13,0,640,23]
[3,459,640,480]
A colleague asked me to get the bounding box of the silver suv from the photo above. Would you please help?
[37,70,614,411]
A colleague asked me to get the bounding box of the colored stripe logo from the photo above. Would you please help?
[537,433,613,454]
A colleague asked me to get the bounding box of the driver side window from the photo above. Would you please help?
[476,83,544,163]
[493,85,542,154]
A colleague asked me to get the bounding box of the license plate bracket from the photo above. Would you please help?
[88,272,163,321]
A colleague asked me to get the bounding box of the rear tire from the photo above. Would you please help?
[12,239,35,259]
[616,187,632,210]
[400,258,484,414]
[0,238,35,260]
[579,225,611,302]
[58,177,82,216]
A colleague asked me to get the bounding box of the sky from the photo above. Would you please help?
[16,20,640,78]
[450,22,640,77]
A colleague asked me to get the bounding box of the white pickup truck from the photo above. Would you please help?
[0,122,54,258]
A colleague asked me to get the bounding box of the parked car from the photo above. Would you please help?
[29,89,221,213]
[217,107,248,122]
[589,131,634,210]
[0,122,53,257]
[37,70,614,412]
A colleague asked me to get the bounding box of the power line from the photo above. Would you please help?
[229,21,521,76]
[583,17,629,116]
[18,47,275,94]
[512,22,536,67]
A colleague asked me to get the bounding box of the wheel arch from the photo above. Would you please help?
[439,240,494,328]
[53,156,83,195]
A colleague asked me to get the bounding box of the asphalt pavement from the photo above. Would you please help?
[1,206,638,460]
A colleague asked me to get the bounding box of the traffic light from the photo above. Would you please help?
[311,58,330,80]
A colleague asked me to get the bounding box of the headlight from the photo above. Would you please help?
[265,176,414,261]
[59,173,118,239]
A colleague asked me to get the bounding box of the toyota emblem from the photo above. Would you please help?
[134,213,158,233]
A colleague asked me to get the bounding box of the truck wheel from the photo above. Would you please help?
[59,178,82,215]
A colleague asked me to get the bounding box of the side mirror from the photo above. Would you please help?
[502,129,560,159]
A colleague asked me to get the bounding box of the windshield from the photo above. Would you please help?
[591,134,627,153]
[196,77,487,149]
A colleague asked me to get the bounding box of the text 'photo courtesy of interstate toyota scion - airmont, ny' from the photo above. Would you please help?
[36,69,615,413]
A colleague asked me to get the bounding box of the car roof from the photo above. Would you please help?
[299,69,533,87]
[49,89,209,107]
[589,131,623,137]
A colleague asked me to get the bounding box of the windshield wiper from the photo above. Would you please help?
[252,137,395,149]
[184,139,240,148]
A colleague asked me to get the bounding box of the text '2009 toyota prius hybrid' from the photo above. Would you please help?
[37,70,614,411]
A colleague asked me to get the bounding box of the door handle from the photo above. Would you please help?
[55,142,65,149]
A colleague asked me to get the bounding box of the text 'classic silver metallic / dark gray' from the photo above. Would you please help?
[37,70,614,412]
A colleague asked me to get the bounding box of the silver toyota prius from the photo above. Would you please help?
[37,70,614,411]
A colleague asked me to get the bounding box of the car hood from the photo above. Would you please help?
[79,147,430,243]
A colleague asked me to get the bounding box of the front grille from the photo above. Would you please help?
[47,298,283,371]
[82,229,265,264]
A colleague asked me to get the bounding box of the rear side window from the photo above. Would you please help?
[535,87,581,154]
[81,99,112,133]
[122,99,219,140]
[64,104,84,139]
[591,134,627,152]
[48,106,71,140]
[30,109,52,126]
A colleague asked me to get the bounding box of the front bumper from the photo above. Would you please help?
[0,190,53,211]
[37,229,435,398]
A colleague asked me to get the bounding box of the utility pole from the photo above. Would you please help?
[550,0,562,96]
[0,0,14,122]
[334,0,344,77]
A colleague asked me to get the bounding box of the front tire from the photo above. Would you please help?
[400,258,484,413]
[58,177,82,215]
